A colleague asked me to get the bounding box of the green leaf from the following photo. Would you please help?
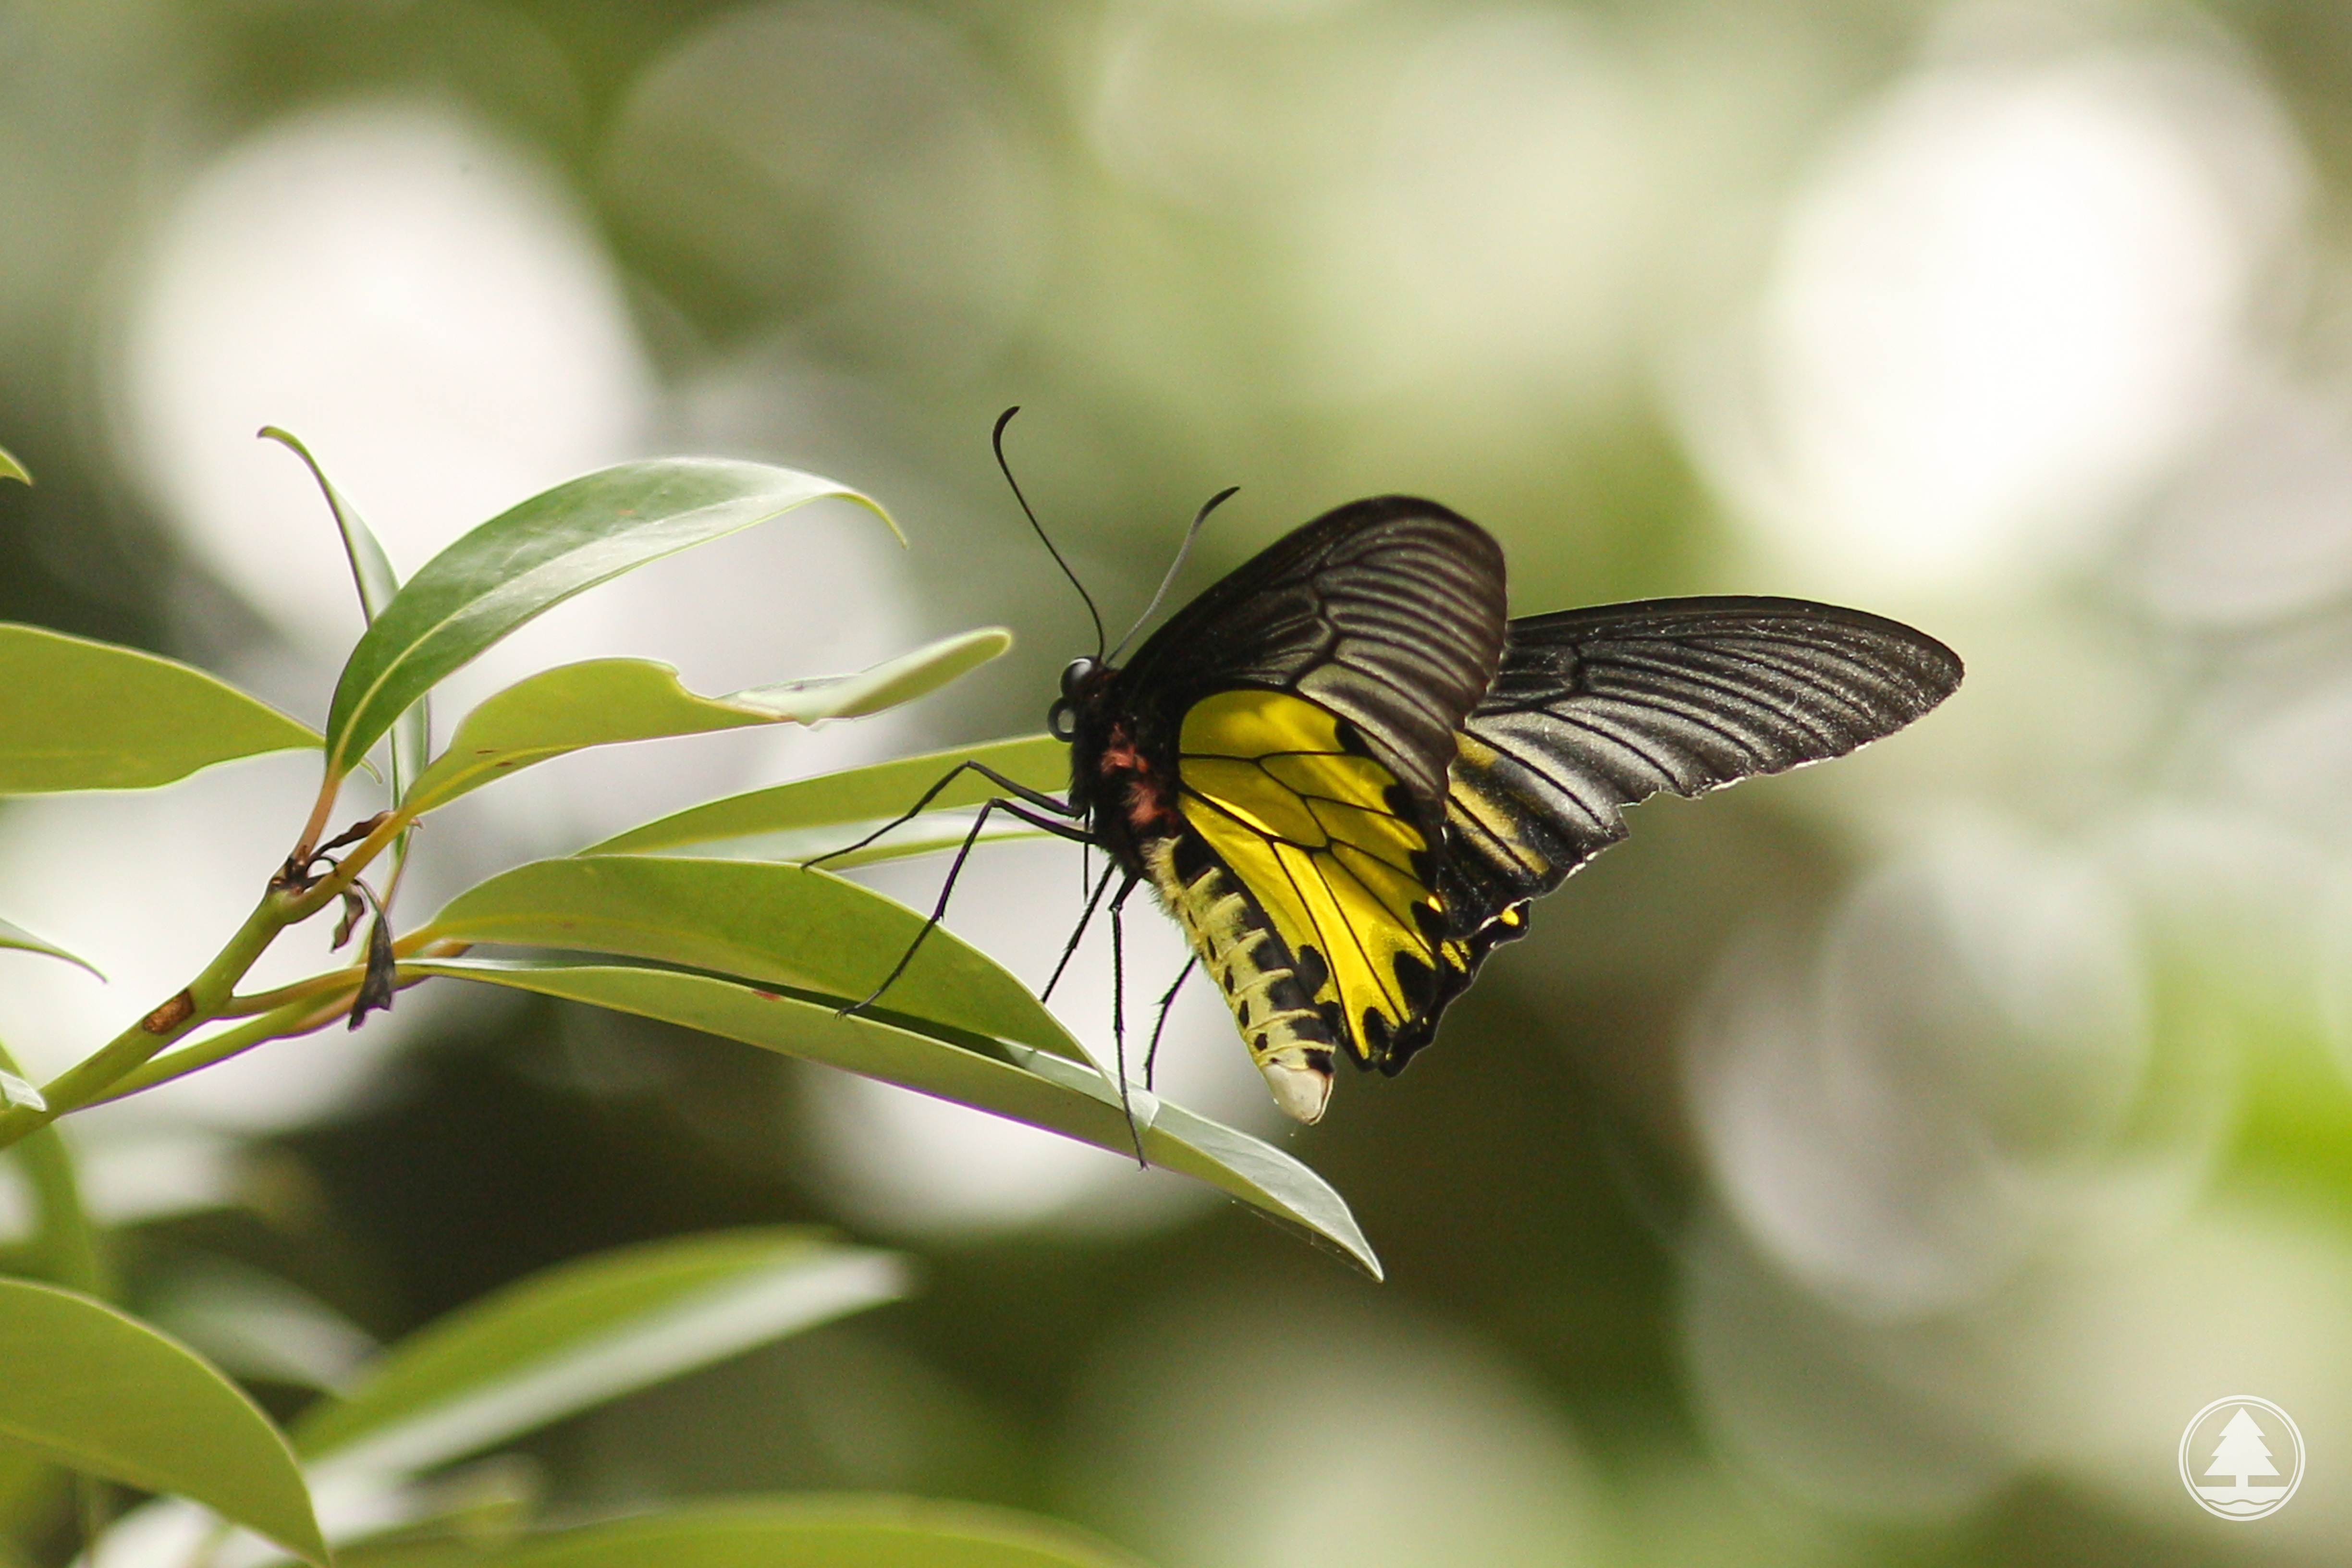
[413,855,1092,1066]
[323,459,893,782]
[0,446,26,485]
[142,1258,377,1393]
[400,628,1011,818]
[262,426,431,810]
[264,427,399,621]
[405,957,1383,1277]
[294,1229,906,1478]
[0,625,319,794]
[0,915,101,980]
[338,1496,1149,1568]
[639,812,1053,873]
[583,733,1068,857]
[728,627,1013,722]
[0,1279,327,1565]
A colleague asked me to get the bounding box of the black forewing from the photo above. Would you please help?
[1114,497,1508,805]
[1444,598,1962,925]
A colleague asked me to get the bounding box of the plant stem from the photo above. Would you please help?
[0,804,416,1152]
[218,969,368,1018]
[291,773,341,869]
[93,993,355,1103]
[0,893,291,1151]
[98,941,462,1102]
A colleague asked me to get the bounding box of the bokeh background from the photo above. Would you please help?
[4,0,2352,1563]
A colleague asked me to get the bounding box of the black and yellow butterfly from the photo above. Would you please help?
[846,427,1961,1125]
[1040,496,1962,1122]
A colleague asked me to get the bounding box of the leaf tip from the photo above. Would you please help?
[849,490,906,546]
[256,426,309,463]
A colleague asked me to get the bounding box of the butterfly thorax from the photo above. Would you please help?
[1063,667,1186,876]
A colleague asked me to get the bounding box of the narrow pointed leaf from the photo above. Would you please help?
[324,459,893,780]
[0,625,318,793]
[405,957,1381,1276]
[583,734,1068,857]
[336,1496,1150,1568]
[0,1279,327,1565]
[727,626,1012,722]
[0,914,101,979]
[262,426,432,809]
[401,629,1010,818]
[264,427,400,620]
[295,1230,906,1478]
[0,446,27,485]
[412,855,1090,1066]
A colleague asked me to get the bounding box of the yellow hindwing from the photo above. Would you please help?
[1176,688,1472,1066]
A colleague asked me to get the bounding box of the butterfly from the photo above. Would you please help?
[841,417,1962,1126]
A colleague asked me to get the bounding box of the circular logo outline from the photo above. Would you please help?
[2179,1396,2304,1522]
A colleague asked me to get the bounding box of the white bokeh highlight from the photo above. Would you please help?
[110,100,920,851]
[117,102,658,649]
[1684,818,2231,1321]
[1689,46,2306,595]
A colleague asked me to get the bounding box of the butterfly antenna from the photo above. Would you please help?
[1110,485,1237,662]
[994,406,1105,660]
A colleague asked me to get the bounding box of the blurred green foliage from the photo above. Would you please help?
[7,1,2352,1565]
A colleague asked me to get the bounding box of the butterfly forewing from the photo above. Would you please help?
[1119,497,1508,804]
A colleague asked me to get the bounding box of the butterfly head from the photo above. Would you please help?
[1048,655,1111,742]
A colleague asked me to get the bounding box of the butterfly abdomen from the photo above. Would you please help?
[1142,832,1337,1123]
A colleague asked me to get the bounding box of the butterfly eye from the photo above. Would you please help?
[1059,657,1099,700]
[1047,698,1079,742]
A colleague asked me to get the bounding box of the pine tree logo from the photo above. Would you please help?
[2180,1396,2304,1520]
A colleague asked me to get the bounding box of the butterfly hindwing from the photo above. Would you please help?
[1443,598,1966,931]
[1173,689,1477,1080]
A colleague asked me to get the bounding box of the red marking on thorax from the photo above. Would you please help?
[1099,724,1179,833]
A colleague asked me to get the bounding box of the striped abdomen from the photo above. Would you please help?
[1142,832,1337,1123]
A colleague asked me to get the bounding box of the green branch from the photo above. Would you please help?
[0,794,417,1152]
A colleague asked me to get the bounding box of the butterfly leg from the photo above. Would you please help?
[841,796,1093,1017]
[1108,873,1145,1166]
[1042,856,1118,1003]
[1142,956,1198,1092]
[807,761,1078,867]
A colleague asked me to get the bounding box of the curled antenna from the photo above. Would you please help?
[994,406,1104,660]
[1111,485,1237,662]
